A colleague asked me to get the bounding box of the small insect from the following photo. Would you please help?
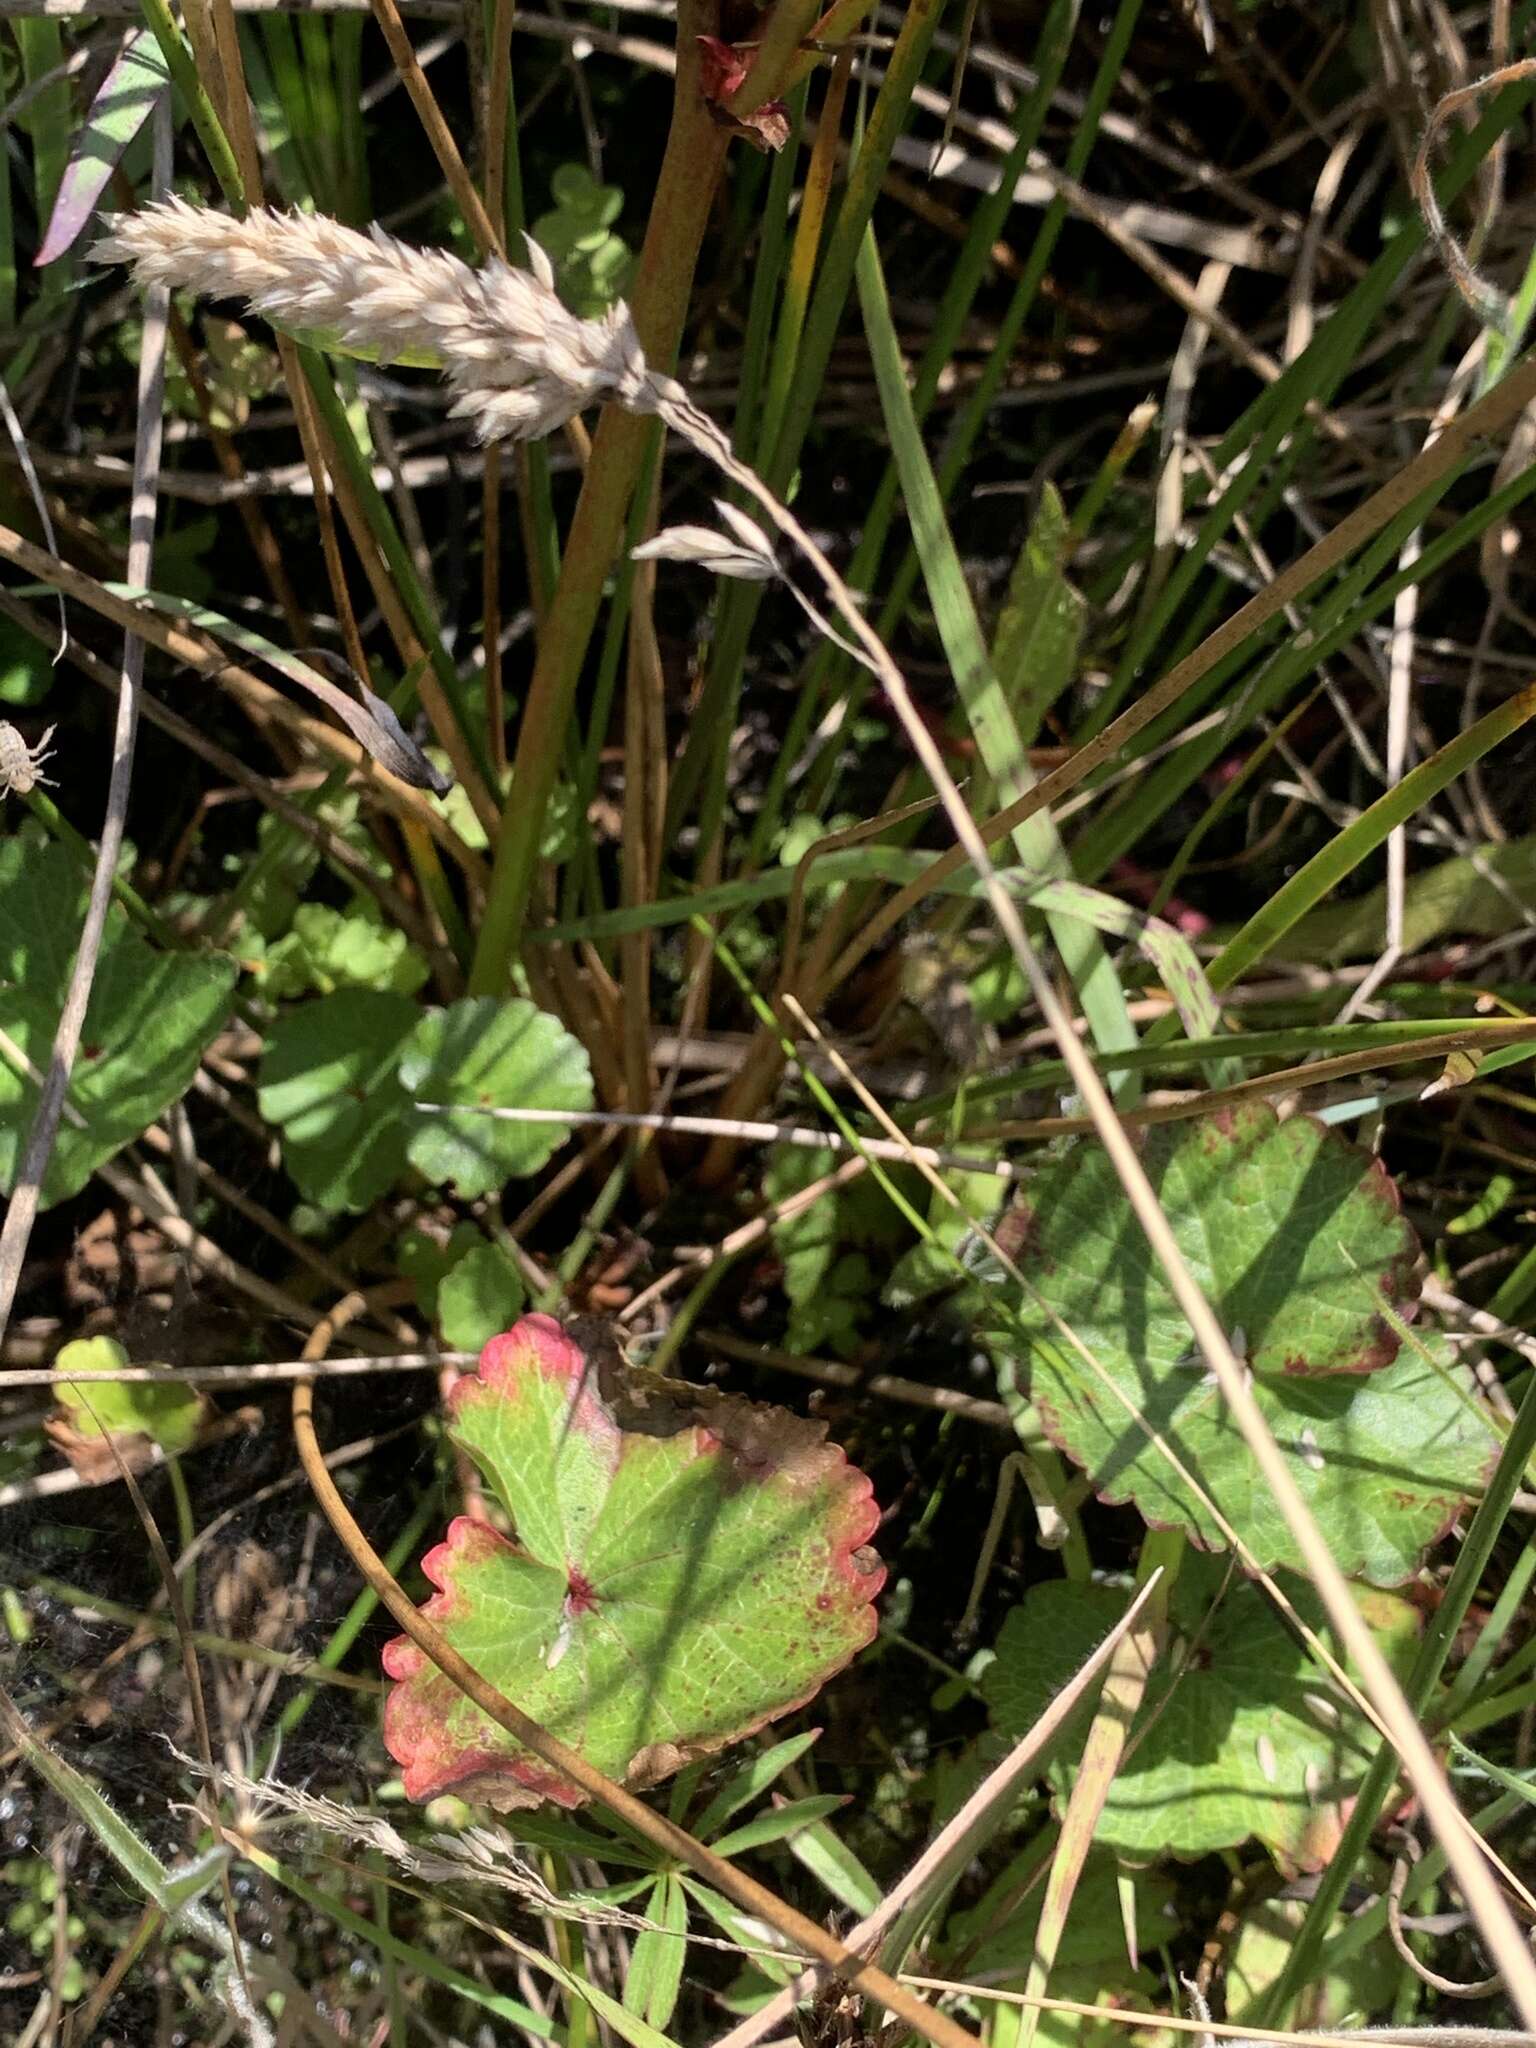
[0,721,57,797]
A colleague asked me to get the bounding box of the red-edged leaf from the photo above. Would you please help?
[383,1314,885,1808]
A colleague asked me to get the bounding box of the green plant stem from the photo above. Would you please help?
[136,0,246,206]
[856,223,1138,1075]
[542,1152,632,1306]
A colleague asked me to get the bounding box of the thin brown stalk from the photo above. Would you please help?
[698,1330,1012,1427]
[369,0,501,256]
[903,1984,1536,2048]
[1412,62,1536,333]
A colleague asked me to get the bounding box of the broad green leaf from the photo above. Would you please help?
[400,997,592,1198]
[984,1107,1494,1581]
[383,1315,885,1809]
[51,1337,202,1454]
[982,1565,1420,1868]
[257,989,419,1213]
[0,841,236,1207]
[438,1238,526,1351]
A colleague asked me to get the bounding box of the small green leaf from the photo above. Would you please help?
[398,1222,482,1319]
[257,989,419,1213]
[383,1315,885,1808]
[623,1872,687,2030]
[0,842,236,1207]
[438,1238,526,1351]
[400,997,592,1198]
[260,903,428,1000]
[534,165,632,316]
[884,1167,1003,1310]
[784,1816,882,1917]
[767,1145,912,1356]
[690,1730,822,1840]
[51,1337,203,1454]
[709,1793,847,1857]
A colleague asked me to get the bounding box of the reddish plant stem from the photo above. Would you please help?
[469,6,734,992]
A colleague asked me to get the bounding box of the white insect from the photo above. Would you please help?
[0,722,56,797]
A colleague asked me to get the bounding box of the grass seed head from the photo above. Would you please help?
[95,198,657,444]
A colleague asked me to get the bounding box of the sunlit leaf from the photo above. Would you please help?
[383,1315,885,1808]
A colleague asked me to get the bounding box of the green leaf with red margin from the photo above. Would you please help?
[383,1315,885,1809]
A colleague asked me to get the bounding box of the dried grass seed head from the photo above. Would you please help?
[95,197,657,444]
[633,499,780,582]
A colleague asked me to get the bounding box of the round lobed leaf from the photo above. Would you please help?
[257,988,419,1213]
[983,1108,1494,1581]
[399,997,592,1198]
[437,1238,527,1352]
[383,1315,885,1809]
